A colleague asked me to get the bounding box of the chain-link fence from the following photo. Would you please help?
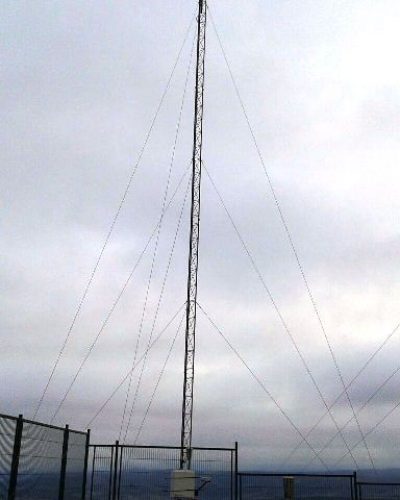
[0,413,89,500]
[238,471,357,499]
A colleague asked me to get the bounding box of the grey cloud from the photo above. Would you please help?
[2,0,400,471]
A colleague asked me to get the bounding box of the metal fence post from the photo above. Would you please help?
[235,441,239,500]
[283,476,295,500]
[112,440,119,500]
[58,424,70,500]
[353,470,359,500]
[81,429,91,500]
[8,414,23,500]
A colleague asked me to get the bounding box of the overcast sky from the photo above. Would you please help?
[2,0,400,472]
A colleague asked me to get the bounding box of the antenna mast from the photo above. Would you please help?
[180,0,207,470]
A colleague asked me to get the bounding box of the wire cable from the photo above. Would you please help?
[118,235,156,440]
[197,302,330,471]
[32,12,196,421]
[86,302,186,428]
[306,354,400,469]
[123,175,191,442]
[204,164,359,468]
[48,168,189,426]
[207,5,375,472]
[333,394,400,468]
[120,35,196,442]
[133,312,185,444]
[281,321,400,468]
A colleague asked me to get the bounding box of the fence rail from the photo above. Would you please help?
[0,413,89,500]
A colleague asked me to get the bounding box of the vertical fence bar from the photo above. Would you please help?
[112,441,119,500]
[8,414,23,500]
[230,450,234,500]
[58,424,70,500]
[234,442,239,500]
[353,470,359,500]
[81,429,91,500]
[350,472,354,500]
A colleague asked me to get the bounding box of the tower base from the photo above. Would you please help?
[170,469,196,499]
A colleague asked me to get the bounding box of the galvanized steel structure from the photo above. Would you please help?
[180,0,207,470]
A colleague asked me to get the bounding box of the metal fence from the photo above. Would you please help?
[87,443,238,499]
[3,411,400,500]
[237,471,357,499]
[358,481,400,499]
[0,413,89,500]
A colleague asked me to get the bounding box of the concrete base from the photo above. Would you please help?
[170,469,196,498]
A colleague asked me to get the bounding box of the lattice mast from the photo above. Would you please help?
[180,0,207,470]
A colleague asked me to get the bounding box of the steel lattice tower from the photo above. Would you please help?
[180,0,207,470]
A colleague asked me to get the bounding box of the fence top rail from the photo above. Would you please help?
[193,446,236,451]
[0,412,87,436]
[237,472,355,479]
[0,412,18,421]
[358,481,400,486]
[89,444,182,450]
[89,444,236,451]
